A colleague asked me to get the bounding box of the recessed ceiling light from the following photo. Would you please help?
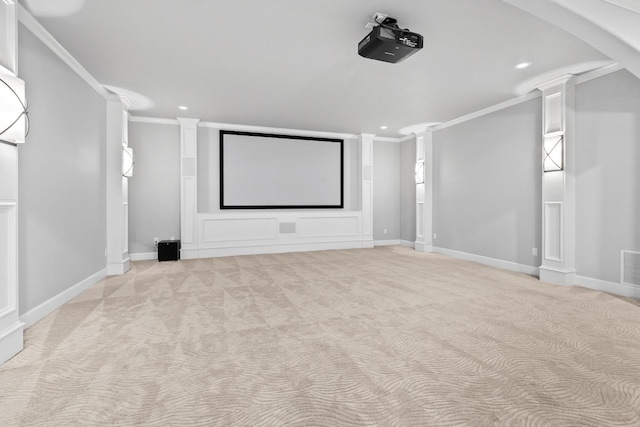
[514,61,532,70]
[380,125,388,130]
[178,105,188,110]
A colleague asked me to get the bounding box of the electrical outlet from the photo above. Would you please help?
[532,247,538,256]
[384,228,387,234]
[154,237,159,246]
[433,233,437,239]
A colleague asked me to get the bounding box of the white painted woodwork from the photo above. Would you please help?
[187,211,364,259]
[0,0,23,366]
[414,129,433,253]
[106,100,131,275]
[543,202,562,262]
[178,118,200,252]
[203,218,278,242]
[0,1,17,74]
[538,75,577,286]
[359,134,374,248]
[298,216,360,238]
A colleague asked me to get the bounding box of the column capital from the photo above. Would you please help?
[177,117,200,127]
[536,74,576,92]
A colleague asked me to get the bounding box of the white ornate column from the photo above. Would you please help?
[359,133,374,248]
[537,75,577,285]
[106,98,131,275]
[0,0,24,365]
[178,118,200,259]
[414,129,433,253]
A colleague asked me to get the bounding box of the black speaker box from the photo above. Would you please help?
[158,240,180,262]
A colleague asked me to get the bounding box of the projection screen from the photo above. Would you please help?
[220,130,344,209]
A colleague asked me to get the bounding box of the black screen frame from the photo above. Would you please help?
[219,130,344,210]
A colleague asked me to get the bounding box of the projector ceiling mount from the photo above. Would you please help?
[359,12,424,64]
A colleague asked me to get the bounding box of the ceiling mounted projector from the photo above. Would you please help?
[358,14,423,64]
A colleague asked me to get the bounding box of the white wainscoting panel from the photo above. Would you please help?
[544,202,562,262]
[203,218,278,242]
[182,177,197,245]
[0,203,17,330]
[194,211,364,258]
[298,216,359,238]
[361,181,373,237]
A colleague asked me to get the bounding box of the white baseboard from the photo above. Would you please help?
[130,252,157,261]
[374,240,401,246]
[0,321,24,365]
[185,240,371,259]
[576,275,640,299]
[20,268,107,329]
[433,246,539,276]
[400,240,415,249]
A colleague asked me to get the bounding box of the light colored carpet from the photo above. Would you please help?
[1,246,640,426]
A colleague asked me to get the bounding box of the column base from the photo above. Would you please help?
[107,258,131,275]
[539,266,577,286]
[0,321,24,365]
[414,242,433,253]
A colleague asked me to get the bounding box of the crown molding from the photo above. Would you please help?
[575,62,624,84]
[129,116,179,126]
[199,121,358,140]
[18,4,114,101]
[373,136,401,143]
[432,91,542,132]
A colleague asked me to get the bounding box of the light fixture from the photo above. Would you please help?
[543,135,563,172]
[122,144,134,177]
[178,105,188,111]
[0,73,29,144]
[514,61,532,70]
[415,161,424,184]
[380,125,388,130]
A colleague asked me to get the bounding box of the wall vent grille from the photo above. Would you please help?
[279,222,296,234]
[621,250,640,287]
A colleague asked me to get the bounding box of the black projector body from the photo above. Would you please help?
[358,25,423,63]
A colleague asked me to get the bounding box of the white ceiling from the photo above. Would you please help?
[20,0,613,137]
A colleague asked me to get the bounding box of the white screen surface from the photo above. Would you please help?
[220,131,343,208]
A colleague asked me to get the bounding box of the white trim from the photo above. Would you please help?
[0,320,23,365]
[575,63,624,84]
[129,116,180,126]
[374,239,401,246]
[130,252,157,261]
[107,257,130,275]
[433,246,539,276]
[400,239,415,249]
[17,5,116,101]
[576,275,640,299]
[432,91,542,131]
[414,242,433,253]
[398,134,416,143]
[198,121,357,140]
[20,268,107,328]
[536,74,575,92]
[373,137,400,143]
[185,240,370,259]
[538,266,577,286]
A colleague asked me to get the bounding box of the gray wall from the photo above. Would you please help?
[400,137,416,242]
[128,121,180,254]
[433,98,542,267]
[18,25,107,313]
[576,69,640,283]
[373,141,400,240]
